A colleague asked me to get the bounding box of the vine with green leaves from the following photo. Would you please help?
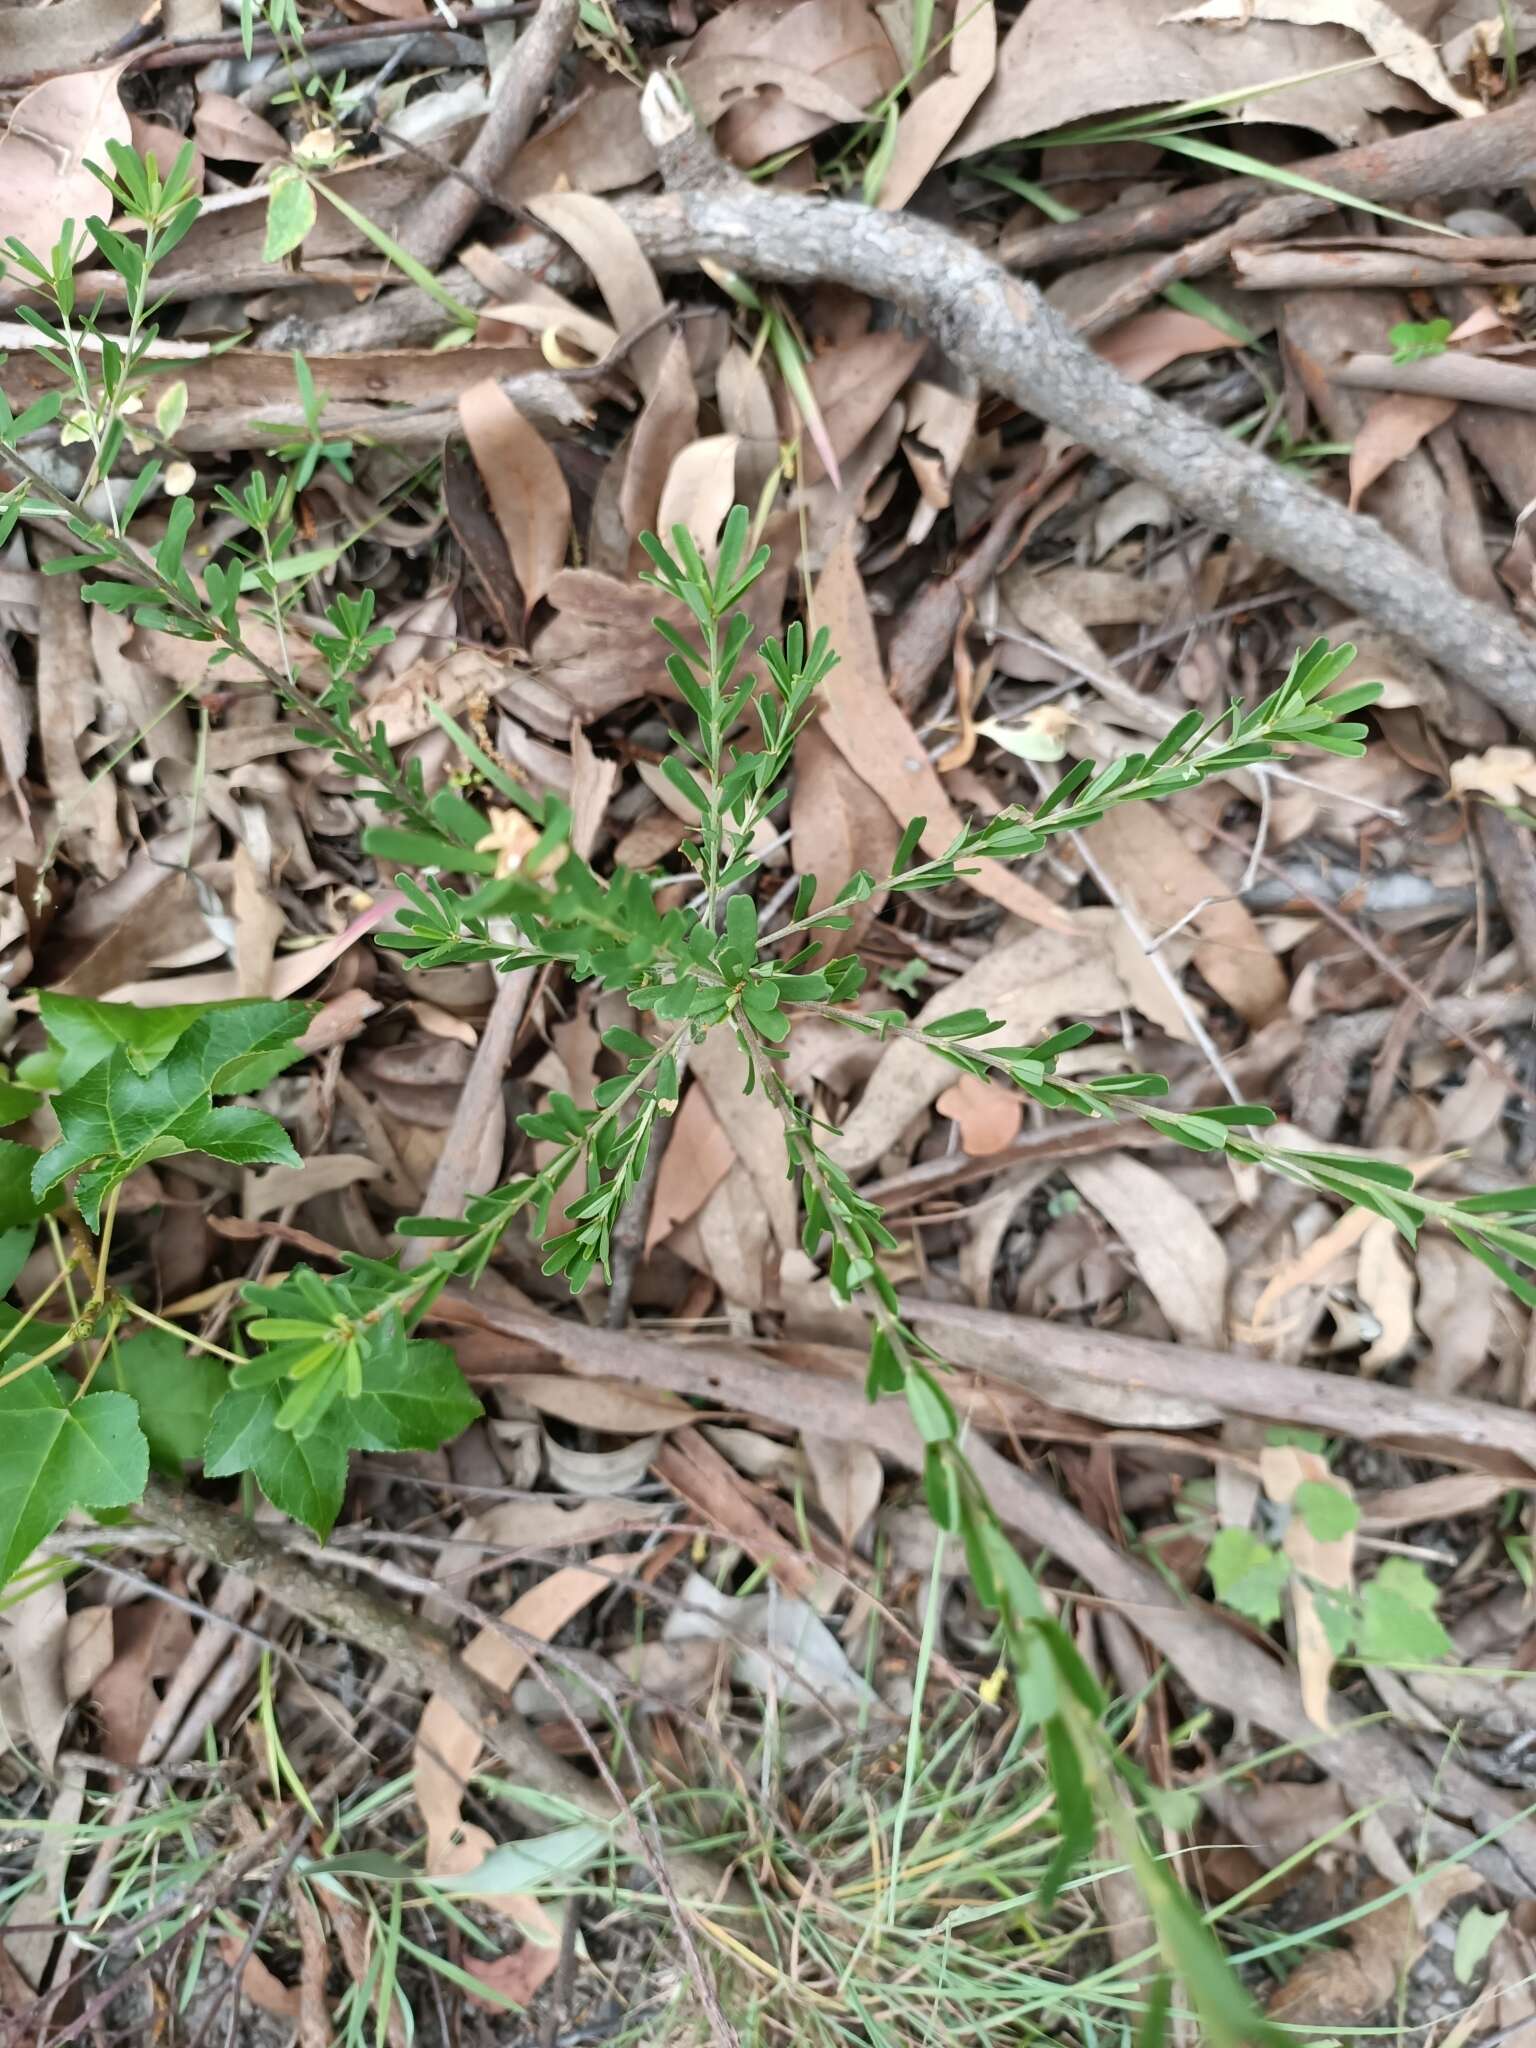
[5,143,1535,2047]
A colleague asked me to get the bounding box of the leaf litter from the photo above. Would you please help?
[1,0,1536,2040]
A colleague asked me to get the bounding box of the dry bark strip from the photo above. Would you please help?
[999,92,1536,270]
[626,79,1536,735]
[1335,350,1536,413]
[901,1300,1536,1474]
[448,1295,1536,1898]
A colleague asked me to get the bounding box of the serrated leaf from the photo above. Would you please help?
[344,1334,481,1452]
[37,994,209,1086]
[1356,1558,1452,1664]
[32,1004,307,1225]
[204,1385,348,1539]
[1206,1528,1289,1627]
[102,1328,226,1476]
[0,1376,147,1582]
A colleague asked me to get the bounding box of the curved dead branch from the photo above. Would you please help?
[622,76,1536,734]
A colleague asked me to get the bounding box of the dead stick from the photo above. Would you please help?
[627,78,1536,735]
[999,93,1536,270]
[402,0,580,274]
[1333,350,1536,411]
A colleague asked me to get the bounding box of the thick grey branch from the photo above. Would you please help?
[617,78,1536,734]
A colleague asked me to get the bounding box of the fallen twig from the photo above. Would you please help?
[999,93,1536,270]
[402,0,581,275]
[1333,349,1536,412]
[623,77,1536,734]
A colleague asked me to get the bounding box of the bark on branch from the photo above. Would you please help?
[624,77,1536,735]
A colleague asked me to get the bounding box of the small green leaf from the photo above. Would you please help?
[1357,1558,1452,1664]
[1388,317,1452,365]
[1293,1480,1359,1542]
[263,166,316,263]
[1206,1528,1289,1627]
[0,1140,55,1230]
[1453,1906,1507,1985]
[0,1376,148,1583]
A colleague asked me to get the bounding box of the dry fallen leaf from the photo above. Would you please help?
[803,1432,883,1550]
[788,721,900,938]
[0,62,132,261]
[1267,1869,1482,2024]
[1356,1215,1416,1373]
[619,332,700,550]
[1096,307,1240,382]
[458,379,571,618]
[828,923,1130,1174]
[647,1081,736,1251]
[1066,1153,1229,1347]
[1085,799,1287,1025]
[1263,1444,1356,1730]
[1450,744,1536,803]
[414,1556,629,1874]
[877,0,997,210]
[1348,392,1460,510]
[936,1071,1025,1156]
[524,191,671,395]
[957,0,1429,158]
[813,536,1070,934]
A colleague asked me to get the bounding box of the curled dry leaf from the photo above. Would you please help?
[458,379,571,619]
[524,191,670,395]
[1449,744,1536,803]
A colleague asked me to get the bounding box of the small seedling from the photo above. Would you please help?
[1390,316,1454,365]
